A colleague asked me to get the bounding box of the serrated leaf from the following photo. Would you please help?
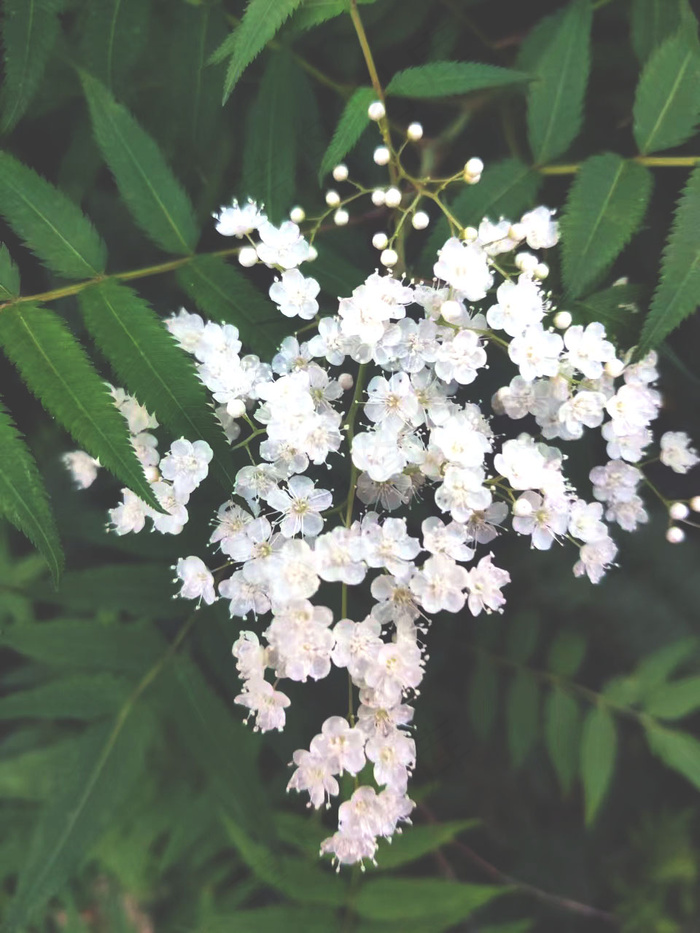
[571,283,645,339]
[319,86,375,181]
[79,0,152,94]
[638,165,700,353]
[545,687,580,794]
[633,31,700,154]
[0,674,128,720]
[547,630,587,677]
[78,279,234,491]
[81,73,198,254]
[561,153,652,298]
[5,709,153,932]
[636,637,699,690]
[0,244,20,299]
[309,244,366,297]
[0,400,63,583]
[469,655,498,740]
[386,61,530,98]
[506,670,540,769]
[176,254,286,358]
[375,820,480,870]
[630,0,686,63]
[644,677,700,719]
[242,50,305,224]
[353,879,508,923]
[524,0,592,164]
[0,151,106,278]
[0,0,65,133]
[580,705,616,824]
[645,723,700,791]
[210,0,307,103]
[505,612,540,662]
[292,0,377,31]
[0,304,158,508]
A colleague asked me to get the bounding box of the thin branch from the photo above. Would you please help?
[540,156,700,175]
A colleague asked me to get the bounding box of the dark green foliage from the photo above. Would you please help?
[78,0,152,95]
[385,61,530,98]
[320,86,375,181]
[352,879,508,924]
[581,705,617,824]
[0,243,20,298]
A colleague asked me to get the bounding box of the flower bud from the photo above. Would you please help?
[368,100,386,121]
[371,188,386,206]
[412,211,429,230]
[666,526,685,544]
[462,226,478,242]
[465,172,481,185]
[334,208,349,226]
[332,163,349,182]
[440,300,463,323]
[228,399,246,418]
[384,187,402,208]
[372,232,389,250]
[669,502,689,521]
[238,246,258,267]
[373,146,391,166]
[553,311,572,330]
[307,245,318,261]
[407,122,423,141]
[509,222,526,241]
[325,190,341,207]
[534,262,549,280]
[289,206,305,224]
[338,373,354,391]
[465,157,484,176]
[515,252,538,274]
[380,248,398,267]
[691,496,700,512]
[605,358,625,378]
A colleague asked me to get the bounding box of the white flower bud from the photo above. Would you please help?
[332,163,349,182]
[440,299,462,323]
[666,526,685,544]
[373,146,391,166]
[228,399,246,418]
[384,187,402,208]
[605,358,625,378]
[307,245,318,261]
[509,222,526,241]
[465,172,481,185]
[371,188,386,206]
[669,502,689,521]
[513,497,533,517]
[691,495,700,512]
[462,226,478,242]
[380,248,398,267]
[325,189,341,207]
[239,246,258,267]
[289,206,305,224]
[334,208,349,226]
[338,373,354,391]
[465,157,484,176]
[534,262,549,280]
[372,232,389,250]
[412,211,430,230]
[515,252,538,274]
[553,311,572,330]
[368,100,386,121]
[407,121,423,141]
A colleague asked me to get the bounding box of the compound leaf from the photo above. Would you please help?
[644,677,700,720]
[386,61,529,98]
[645,723,700,791]
[319,86,375,181]
[0,244,20,299]
[580,705,616,824]
[79,0,152,94]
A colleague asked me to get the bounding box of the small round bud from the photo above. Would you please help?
[605,358,626,378]
[534,262,549,280]
[289,206,305,224]
[553,311,572,330]
[338,373,354,391]
[465,157,484,176]
[691,495,700,512]
[666,526,685,544]
[440,299,463,323]
[412,211,430,230]
[669,502,689,521]
[380,248,398,267]
[332,163,349,182]
[462,226,478,242]
[513,497,533,517]
[228,399,246,419]
[465,172,482,186]
[372,232,389,250]
[368,100,386,121]
[371,188,386,206]
[373,146,391,166]
[325,189,341,207]
[509,222,526,241]
[334,208,349,226]
[307,245,318,261]
[384,187,402,208]
[238,246,258,267]
[515,252,538,274]
[407,121,423,141]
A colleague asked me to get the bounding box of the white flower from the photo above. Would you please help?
[486,277,544,337]
[232,631,267,680]
[434,465,492,522]
[508,324,563,381]
[265,475,332,538]
[573,534,617,584]
[606,496,648,532]
[430,413,491,468]
[235,677,290,732]
[568,499,607,543]
[421,516,474,562]
[356,472,413,511]
[360,516,421,579]
[214,199,265,237]
[132,432,159,467]
[175,556,216,604]
[520,206,559,249]
[210,501,254,553]
[269,269,320,320]
[310,717,367,776]
[557,390,606,436]
[256,220,310,269]
[159,438,213,497]
[410,554,469,614]
[267,539,319,602]
[365,728,415,792]
[166,309,205,353]
[108,489,149,535]
[494,435,551,491]
[564,323,615,379]
[332,616,384,681]
[433,237,493,301]
[149,481,189,535]
[589,460,641,504]
[465,554,510,615]
[111,388,158,435]
[363,637,424,707]
[660,431,699,474]
[365,372,423,432]
[512,491,569,550]
[287,747,340,808]
[62,450,100,488]
[315,527,367,585]
[435,330,487,385]
[219,571,271,618]
[352,430,407,482]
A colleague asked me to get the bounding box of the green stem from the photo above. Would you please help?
[343,363,368,529]
[540,155,700,175]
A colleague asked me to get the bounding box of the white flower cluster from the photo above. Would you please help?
[64,196,699,869]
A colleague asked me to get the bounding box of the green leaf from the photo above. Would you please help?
[81,72,198,254]
[176,254,286,358]
[637,165,700,353]
[0,304,158,508]
[210,0,308,103]
[0,0,65,133]
[644,677,700,719]
[0,151,106,278]
[524,0,593,164]
[78,279,234,492]
[505,612,540,662]
[309,244,366,297]
[561,153,652,298]
[319,86,375,181]
[0,674,128,720]
[242,50,305,224]
[645,723,700,791]
[547,630,587,677]
[635,637,699,690]
[386,61,530,98]
[79,0,152,94]
[506,670,540,769]
[571,283,645,338]
[353,879,508,924]
[375,820,480,870]
[0,399,63,583]
[195,908,338,933]
[545,687,580,794]
[0,739,75,800]
[6,709,153,932]
[292,0,377,31]
[580,705,616,824]
[630,0,687,63]
[469,655,498,740]
[633,31,700,155]
[0,244,20,299]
